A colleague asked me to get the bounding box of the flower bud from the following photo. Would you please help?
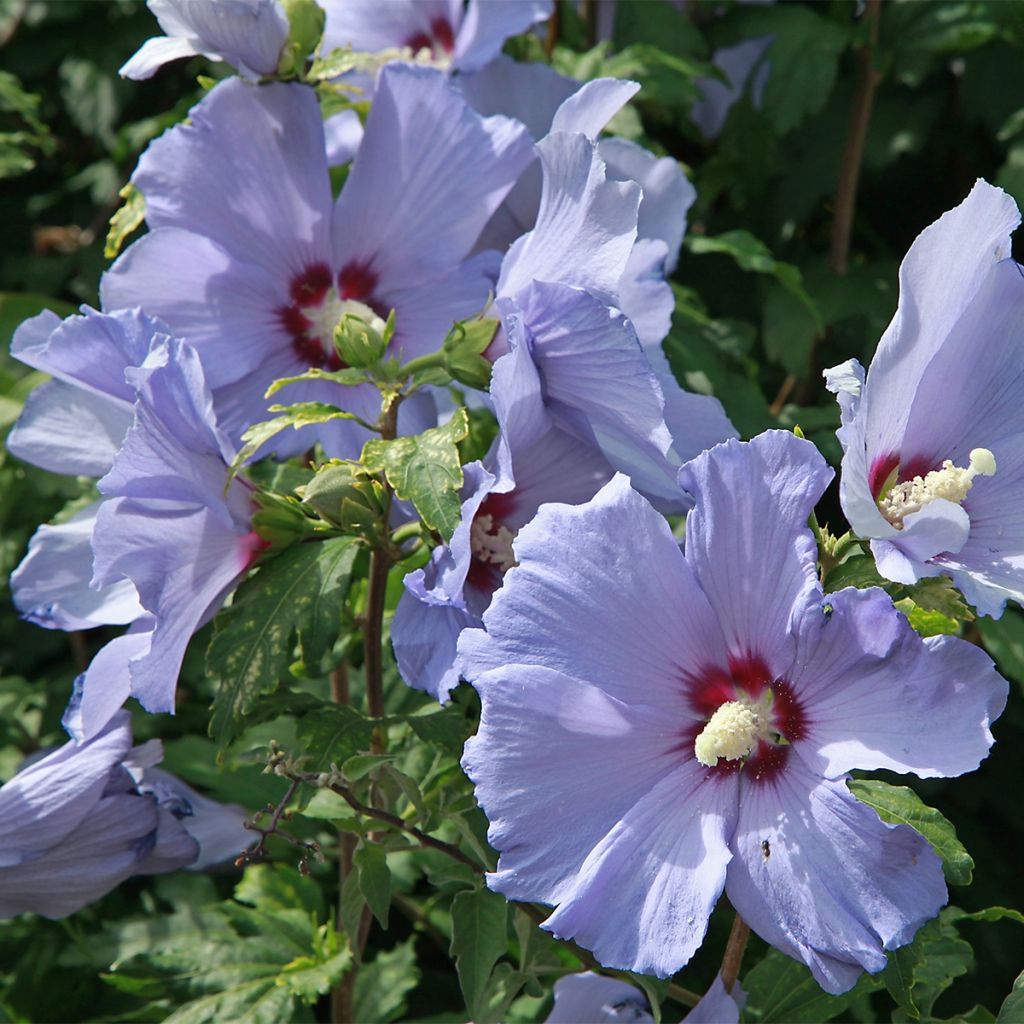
[333,309,392,368]
[300,460,389,539]
[276,0,326,77]
[442,317,497,390]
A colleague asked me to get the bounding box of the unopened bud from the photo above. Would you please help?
[300,460,389,538]
[276,0,326,77]
[334,309,392,368]
[442,317,498,390]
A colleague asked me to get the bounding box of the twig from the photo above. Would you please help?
[238,778,322,872]
[720,912,751,993]
[830,0,883,275]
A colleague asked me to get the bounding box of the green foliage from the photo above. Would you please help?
[104,182,145,258]
[105,865,351,1024]
[742,947,881,1022]
[0,71,55,178]
[207,537,360,743]
[849,780,974,886]
[352,941,420,1024]
[450,886,512,1024]
[362,407,470,541]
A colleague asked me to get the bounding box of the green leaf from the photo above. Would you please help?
[742,947,880,1022]
[998,969,1024,1023]
[849,779,973,886]
[685,230,822,330]
[404,707,470,754]
[296,704,375,774]
[354,842,391,929]
[105,182,146,258]
[296,536,358,669]
[730,6,849,134]
[208,538,361,744]
[265,367,371,396]
[106,865,352,1024]
[353,941,420,1023]
[901,575,974,624]
[362,407,469,540]
[234,863,324,918]
[894,598,960,638]
[884,943,922,1020]
[450,886,509,1021]
[233,401,368,472]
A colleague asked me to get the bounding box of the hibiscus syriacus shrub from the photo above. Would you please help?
[2,1,1024,1022]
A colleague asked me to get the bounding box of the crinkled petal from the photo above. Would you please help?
[824,358,896,541]
[616,238,674,349]
[334,64,532,289]
[463,664,729,921]
[11,504,143,631]
[138,768,251,870]
[92,499,250,715]
[459,474,727,711]
[66,625,154,742]
[101,229,289,390]
[393,590,479,703]
[550,78,639,137]
[598,136,694,272]
[870,537,944,587]
[789,585,1005,779]
[497,132,639,302]
[900,259,1024,466]
[861,180,1020,462]
[119,34,202,79]
[0,790,195,919]
[147,0,288,78]
[8,381,130,477]
[100,341,243,519]
[678,432,831,671]
[726,763,946,995]
[546,972,653,1023]
[657,372,738,475]
[459,55,576,140]
[500,282,678,508]
[132,78,332,279]
[454,0,552,72]
[540,756,736,977]
[0,712,132,865]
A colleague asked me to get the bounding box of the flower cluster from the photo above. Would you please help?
[4,2,1021,1019]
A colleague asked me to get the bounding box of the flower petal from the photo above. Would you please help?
[726,762,946,995]
[790,585,1005,779]
[678,431,831,670]
[459,474,727,711]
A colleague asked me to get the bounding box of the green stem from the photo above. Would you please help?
[399,350,448,381]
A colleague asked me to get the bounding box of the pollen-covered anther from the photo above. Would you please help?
[470,514,518,572]
[879,447,997,528]
[695,699,764,767]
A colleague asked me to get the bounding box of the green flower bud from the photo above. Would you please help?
[300,460,389,539]
[443,317,498,390]
[277,0,326,77]
[251,492,316,553]
[333,309,393,368]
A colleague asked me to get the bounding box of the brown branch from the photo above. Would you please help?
[830,0,883,275]
[720,912,751,993]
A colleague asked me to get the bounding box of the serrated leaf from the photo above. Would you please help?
[742,947,881,1022]
[107,866,351,1024]
[296,704,375,774]
[901,575,974,623]
[353,940,420,1023]
[849,779,973,886]
[297,536,358,668]
[265,366,371,396]
[450,886,509,1021]
[354,842,391,929]
[105,182,145,258]
[234,863,324,918]
[208,538,360,744]
[894,598,960,638]
[362,407,469,539]
[233,401,365,471]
